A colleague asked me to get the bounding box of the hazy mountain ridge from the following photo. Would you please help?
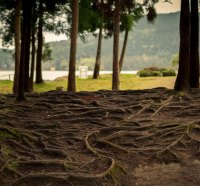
[0,12,181,71]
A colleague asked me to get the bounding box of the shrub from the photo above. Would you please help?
[138,70,161,77]
[162,69,176,76]
[151,71,161,76]
[138,67,176,77]
[159,68,167,72]
[138,70,151,77]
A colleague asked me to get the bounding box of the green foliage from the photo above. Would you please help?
[42,43,52,62]
[162,69,176,76]
[78,0,99,35]
[138,67,176,77]
[171,54,179,67]
[138,70,161,77]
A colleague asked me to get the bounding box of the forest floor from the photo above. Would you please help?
[0,87,200,186]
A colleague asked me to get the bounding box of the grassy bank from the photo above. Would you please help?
[0,74,176,94]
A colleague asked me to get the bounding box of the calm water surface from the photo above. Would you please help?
[0,71,138,81]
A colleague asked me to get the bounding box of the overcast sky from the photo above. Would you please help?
[155,0,180,13]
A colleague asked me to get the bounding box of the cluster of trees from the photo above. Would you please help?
[0,0,68,99]
[0,0,158,100]
[0,0,199,101]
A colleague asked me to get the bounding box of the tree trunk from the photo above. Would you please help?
[112,0,120,90]
[189,0,199,88]
[174,0,190,91]
[16,0,32,101]
[119,29,129,72]
[93,24,103,79]
[24,1,32,92]
[67,0,79,92]
[29,16,37,92]
[13,0,21,94]
[36,1,44,84]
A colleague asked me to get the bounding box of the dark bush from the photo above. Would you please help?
[138,70,151,77]
[159,68,167,72]
[138,67,176,77]
[151,71,161,76]
[162,69,176,76]
[138,70,161,77]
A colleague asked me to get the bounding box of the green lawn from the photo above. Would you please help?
[0,74,176,94]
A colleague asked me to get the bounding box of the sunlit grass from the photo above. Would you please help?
[0,80,13,94]
[0,74,176,94]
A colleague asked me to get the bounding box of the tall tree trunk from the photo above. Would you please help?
[189,0,199,88]
[13,0,21,94]
[174,0,190,91]
[119,29,129,72]
[112,0,120,90]
[16,0,32,101]
[67,0,79,92]
[35,3,44,84]
[93,24,103,79]
[24,1,32,92]
[29,17,37,91]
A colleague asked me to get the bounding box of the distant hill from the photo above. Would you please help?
[0,12,181,71]
[47,12,180,71]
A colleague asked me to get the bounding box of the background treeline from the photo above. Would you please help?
[0,12,180,71]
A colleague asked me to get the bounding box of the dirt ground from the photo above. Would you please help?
[0,87,200,186]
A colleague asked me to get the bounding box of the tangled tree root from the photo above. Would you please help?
[0,88,200,185]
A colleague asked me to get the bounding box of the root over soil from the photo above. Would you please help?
[0,87,200,185]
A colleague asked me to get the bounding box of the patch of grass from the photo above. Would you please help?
[0,74,176,94]
[0,80,12,94]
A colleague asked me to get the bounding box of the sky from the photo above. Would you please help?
[155,0,180,13]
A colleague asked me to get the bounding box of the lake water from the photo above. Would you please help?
[0,71,138,81]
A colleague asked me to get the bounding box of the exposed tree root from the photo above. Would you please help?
[1,88,200,185]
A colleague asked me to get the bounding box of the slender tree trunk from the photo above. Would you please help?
[93,24,103,79]
[24,2,32,92]
[29,20,36,92]
[189,0,199,88]
[17,0,32,101]
[13,0,21,94]
[36,1,44,84]
[67,0,79,92]
[119,29,129,72]
[112,0,120,90]
[174,0,190,91]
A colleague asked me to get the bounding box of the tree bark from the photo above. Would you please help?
[174,0,190,91]
[16,0,32,101]
[24,1,32,92]
[93,24,103,79]
[13,0,21,94]
[119,29,129,72]
[189,0,199,88]
[35,1,44,84]
[67,0,79,92]
[29,15,37,92]
[112,0,120,90]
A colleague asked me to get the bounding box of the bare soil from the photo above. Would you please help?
[0,87,200,186]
